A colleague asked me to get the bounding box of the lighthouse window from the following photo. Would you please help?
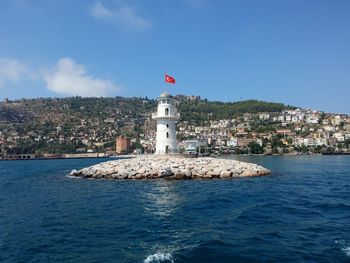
[165,108,169,115]
[161,99,166,104]
[166,124,169,128]
[166,132,169,138]
[167,99,171,104]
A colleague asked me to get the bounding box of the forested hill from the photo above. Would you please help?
[0,96,294,125]
[177,98,295,123]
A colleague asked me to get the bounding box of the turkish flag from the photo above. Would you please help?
[165,74,176,84]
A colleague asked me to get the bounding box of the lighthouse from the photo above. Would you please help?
[152,92,179,154]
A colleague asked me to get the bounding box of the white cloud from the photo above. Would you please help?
[43,57,121,97]
[0,58,33,86]
[91,1,151,30]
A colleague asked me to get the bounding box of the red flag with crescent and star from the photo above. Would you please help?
[165,74,176,84]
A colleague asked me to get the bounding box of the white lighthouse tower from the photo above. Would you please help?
[152,92,179,154]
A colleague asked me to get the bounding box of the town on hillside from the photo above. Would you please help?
[0,96,350,160]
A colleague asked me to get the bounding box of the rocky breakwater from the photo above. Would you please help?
[70,155,271,180]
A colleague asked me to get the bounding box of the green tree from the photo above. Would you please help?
[248,142,264,154]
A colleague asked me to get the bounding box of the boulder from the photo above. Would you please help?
[203,173,213,179]
[207,170,220,178]
[161,169,172,177]
[241,170,256,177]
[174,172,186,180]
[128,171,137,177]
[220,171,232,178]
[231,168,242,174]
[135,174,143,179]
[185,171,192,179]
[69,169,80,176]
[85,170,94,177]
[82,173,91,178]
[149,170,159,177]
[119,172,128,179]
[192,171,203,178]
[111,173,119,179]
[137,168,146,174]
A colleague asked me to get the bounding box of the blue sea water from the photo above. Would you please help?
[0,156,350,263]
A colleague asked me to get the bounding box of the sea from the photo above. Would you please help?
[0,155,349,263]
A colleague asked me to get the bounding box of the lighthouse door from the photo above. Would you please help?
[165,145,169,154]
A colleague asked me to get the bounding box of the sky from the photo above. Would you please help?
[0,0,349,114]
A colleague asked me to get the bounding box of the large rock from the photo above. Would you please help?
[174,171,186,180]
[119,171,128,179]
[161,169,172,177]
[203,173,213,179]
[69,169,80,176]
[220,171,232,178]
[241,170,257,177]
[207,170,220,178]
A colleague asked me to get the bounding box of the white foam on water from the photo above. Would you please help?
[342,247,350,257]
[144,253,174,263]
[335,240,350,257]
[65,175,81,179]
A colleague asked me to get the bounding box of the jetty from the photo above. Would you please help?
[70,155,270,180]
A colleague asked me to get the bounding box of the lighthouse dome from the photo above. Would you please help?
[160,92,170,98]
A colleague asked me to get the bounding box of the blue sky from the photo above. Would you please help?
[0,0,349,113]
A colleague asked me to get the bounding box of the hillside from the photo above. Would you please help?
[177,98,294,124]
[0,96,294,124]
[0,96,295,154]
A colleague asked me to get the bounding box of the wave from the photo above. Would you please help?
[335,240,350,257]
[144,253,174,263]
[65,175,81,179]
[342,247,350,257]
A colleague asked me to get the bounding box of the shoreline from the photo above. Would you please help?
[2,152,350,161]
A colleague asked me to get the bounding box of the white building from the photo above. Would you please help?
[259,113,270,121]
[152,92,179,154]
[306,115,319,124]
[183,139,206,154]
[315,138,328,146]
[333,132,345,142]
[227,138,238,147]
